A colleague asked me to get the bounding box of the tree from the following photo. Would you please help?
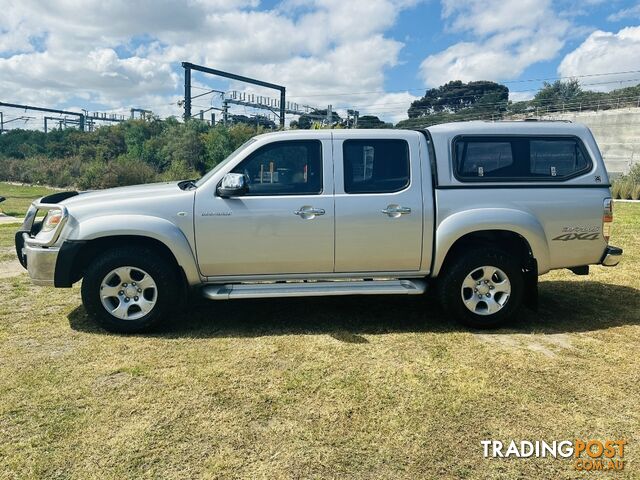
[531,79,582,108]
[294,109,342,129]
[356,115,392,129]
[229,114,276,129]
[159,120,208,172]
[202,123,259,171]
[408,80,509,118]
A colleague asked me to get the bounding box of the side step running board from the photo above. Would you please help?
[202,279,427,300]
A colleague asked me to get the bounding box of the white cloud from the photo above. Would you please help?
[361,91,421,123]
[558,26,640,91]
[509,91,535,102]
[607,3,640,22]
[0,0,420,125]
[419,0,569,87]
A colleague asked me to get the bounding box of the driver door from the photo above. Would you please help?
[194,138,334,277]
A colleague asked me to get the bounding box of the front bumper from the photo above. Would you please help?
[600,245,623,267]
[15,194,76,286]
[21,238,60,286]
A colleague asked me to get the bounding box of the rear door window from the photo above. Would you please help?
[343,139,410,193]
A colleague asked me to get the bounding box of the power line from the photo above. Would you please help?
[286,69,640,100]
[338,89,640,117]
[328,78,640,113]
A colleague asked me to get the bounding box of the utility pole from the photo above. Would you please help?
[327,105,332,127]
[223,101,229,126]
[184,66,191,121]
[182,62,287,129]
[0,101,85,131]
[0,112,3,134]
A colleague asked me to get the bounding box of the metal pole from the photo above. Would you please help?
[211,113,215,125]
[327,105,332,127]
[199,110,204,121]
[44,117,48,133]
[0,101,84,127]
[0,112,3,134]
[181,62,287,128]
[279,88,285,129]
[184,65,191,121]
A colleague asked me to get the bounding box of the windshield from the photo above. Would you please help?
[195,138,257,187]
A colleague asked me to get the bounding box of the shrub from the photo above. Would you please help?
[633,184,640,201]
[160,159,200,182]
[0,156,84,188]
[77,156,158,189]
[619,180,634,200]
[77,160,109,190]
[0,120,261,189]
[611,180,622,199]
[628,162,640,184]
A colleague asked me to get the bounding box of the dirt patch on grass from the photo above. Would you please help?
[93,371,137,391]
[0,259,24,279]
[474,332,575,358]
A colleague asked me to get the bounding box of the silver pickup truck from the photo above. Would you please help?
[16,120,622,332]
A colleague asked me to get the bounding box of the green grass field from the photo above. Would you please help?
[0,182,60,218]
[0,197,638,479]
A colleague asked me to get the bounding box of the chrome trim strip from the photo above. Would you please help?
[202,279,428,300]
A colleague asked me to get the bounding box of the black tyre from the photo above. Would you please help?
[81,246,180,333]
[437,247,524,329]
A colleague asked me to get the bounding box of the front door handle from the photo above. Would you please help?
[381,205,411,217]
[294,206,325,219]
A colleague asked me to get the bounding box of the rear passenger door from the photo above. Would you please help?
[333,135,423,273]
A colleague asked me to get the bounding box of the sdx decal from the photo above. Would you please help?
[552,232,600,241]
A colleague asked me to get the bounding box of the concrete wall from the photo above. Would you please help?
[541,108,640,175]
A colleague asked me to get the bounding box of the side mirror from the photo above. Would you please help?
[217,173,248,198]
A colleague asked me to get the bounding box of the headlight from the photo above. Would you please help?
[41,209,63,232]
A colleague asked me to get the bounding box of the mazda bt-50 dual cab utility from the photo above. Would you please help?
[16,121,622,332]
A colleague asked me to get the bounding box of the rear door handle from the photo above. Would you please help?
[381,205,411,217]
[294,206,325,218]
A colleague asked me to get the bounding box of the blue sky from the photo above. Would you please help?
[1,0,640,127]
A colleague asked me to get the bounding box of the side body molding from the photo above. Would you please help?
[67,215,202,285]
[432,208,551,276]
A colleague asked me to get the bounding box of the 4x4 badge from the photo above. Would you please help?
[552,232,600,241]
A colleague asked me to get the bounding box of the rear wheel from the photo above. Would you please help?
[437,248,524,329]
[81,246,179,333]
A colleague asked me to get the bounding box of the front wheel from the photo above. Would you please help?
[81,246,180,333]
[437,248,524,329]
